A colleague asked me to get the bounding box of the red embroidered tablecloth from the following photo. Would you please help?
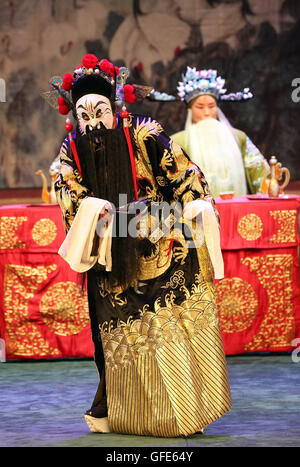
[0,196,299,360]
[0,204,94,360]
[215,195,300,355]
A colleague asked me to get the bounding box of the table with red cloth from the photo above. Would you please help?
[0,196,299,360]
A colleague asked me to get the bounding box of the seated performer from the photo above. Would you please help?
[45,54,231,436]
[171,68,270,197]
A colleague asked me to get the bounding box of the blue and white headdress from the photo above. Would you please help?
[177,67,253,104]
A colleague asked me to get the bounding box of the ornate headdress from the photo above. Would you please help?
[177,67,253,104]
[42,54,153,201]
[42,53,153,115]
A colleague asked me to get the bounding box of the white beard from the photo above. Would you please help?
[185,116,247,197]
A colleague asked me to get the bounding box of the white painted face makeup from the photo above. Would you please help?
[75,94,114,134]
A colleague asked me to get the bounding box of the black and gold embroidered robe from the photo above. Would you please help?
[55,114,231,437]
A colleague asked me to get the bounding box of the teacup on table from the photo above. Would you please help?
[219,192,235,200]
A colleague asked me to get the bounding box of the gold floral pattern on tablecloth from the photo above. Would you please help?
[237,213,263,241]
[269,210,297,243]
[39,282,89,336]
[32,218,57,246]
[215,277,258,333]
[3,264,60,357]
[0,217,28,249]
[241,254,295,351]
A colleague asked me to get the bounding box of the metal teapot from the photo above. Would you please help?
[260,156,290,197]
[35,169,57,204]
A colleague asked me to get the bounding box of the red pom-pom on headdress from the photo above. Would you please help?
[123,84,136,103]
[107,62,115,77]
[62,82,73,91]
[99,59,116,77]
[57,97,70,114]
[99,59,110,73]
[123,84,134,94]
[59,104,70,115]
[62,73,74,91]
[82,54,98,70]
[57,96,66,106]
[125,93,136,104]
[63,73,74,84]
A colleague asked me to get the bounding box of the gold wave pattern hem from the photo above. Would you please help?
[100,277,231,437]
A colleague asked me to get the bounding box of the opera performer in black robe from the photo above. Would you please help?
[47,53,231,436]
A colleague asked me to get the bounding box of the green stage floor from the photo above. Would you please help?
[0,355,299,448]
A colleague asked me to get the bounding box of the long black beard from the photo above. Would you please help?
[75,126,136,205]
[75,127,141,289]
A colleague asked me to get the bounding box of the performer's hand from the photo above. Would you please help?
[98,207,112,225]
[99,209,109,220]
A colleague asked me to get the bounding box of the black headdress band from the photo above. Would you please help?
[71,74,113,105]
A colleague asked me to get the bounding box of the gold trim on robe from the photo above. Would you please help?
[100,275,231,437]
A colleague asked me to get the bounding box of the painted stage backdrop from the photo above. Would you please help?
[0,0,299,188]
